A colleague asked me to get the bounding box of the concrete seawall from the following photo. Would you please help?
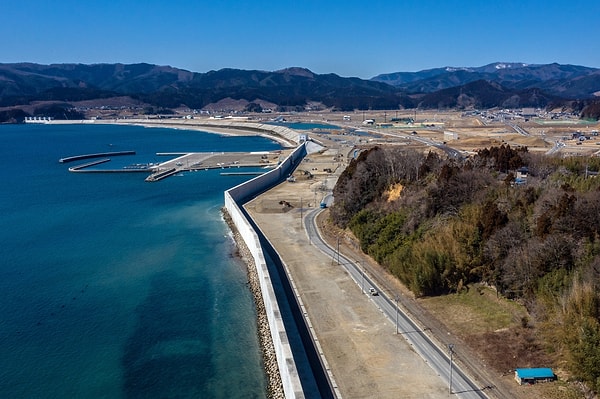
[225,144,306,398]
[93,118,301,148]
[41,118,301,148]
[225,143,336,399]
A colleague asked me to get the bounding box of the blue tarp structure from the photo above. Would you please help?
[515,368,556,385]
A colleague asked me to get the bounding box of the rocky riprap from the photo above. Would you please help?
[222,209,285,399]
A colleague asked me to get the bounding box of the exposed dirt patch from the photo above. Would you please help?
[471,327,552,375]
[385,183,403,202]
[251,198,295,213]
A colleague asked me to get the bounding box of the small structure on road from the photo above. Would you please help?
[514,368,556,385]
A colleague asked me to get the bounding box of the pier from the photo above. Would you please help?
[145,168,178,182]
[60,150,290,181]
[144,151,285,182]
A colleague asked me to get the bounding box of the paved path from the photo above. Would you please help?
[303,207,490,398]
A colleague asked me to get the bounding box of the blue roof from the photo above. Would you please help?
[515,368,555,379]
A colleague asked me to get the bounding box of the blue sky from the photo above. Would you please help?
[3,0,599,78]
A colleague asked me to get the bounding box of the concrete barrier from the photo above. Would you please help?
[97,119,302,148]
[225,143,308,398]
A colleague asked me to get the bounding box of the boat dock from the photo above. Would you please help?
[144,151,285,182]
[145,168,178,182]
[60,150,289,181]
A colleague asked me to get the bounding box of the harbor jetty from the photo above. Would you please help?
[60,150,288,181]
[68,158,111,171]
[144,151,285,182]
[59,151,136,163]
[145,168,178,182]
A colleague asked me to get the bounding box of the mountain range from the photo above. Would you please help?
[372,62,600,98]
[0,62,599,122]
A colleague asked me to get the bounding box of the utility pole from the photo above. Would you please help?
[395,295,400,334]
[448,344,455,394]
[358,261,364,294]
[300,197,303,229]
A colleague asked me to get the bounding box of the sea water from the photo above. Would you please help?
[0,123,280,398]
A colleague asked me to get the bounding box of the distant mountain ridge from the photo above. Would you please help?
[0,62,410,112]
[0,62,599,122]
[416,79,562,109]
[372,62,600,98]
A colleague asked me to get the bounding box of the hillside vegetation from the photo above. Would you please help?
[331,145,600,392]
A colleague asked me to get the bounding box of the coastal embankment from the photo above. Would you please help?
[222,212,284,398]
[37,117,300,147]
[89,118,300,148]
[224,142,338,399]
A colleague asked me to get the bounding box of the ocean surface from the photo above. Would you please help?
[0,123,282,398]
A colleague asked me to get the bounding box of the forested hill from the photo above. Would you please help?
[0,63,410,112]
[1,63,600,123]
[330,145,600,391]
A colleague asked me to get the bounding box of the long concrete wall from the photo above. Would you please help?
[89,118,302,148]
[195,120,301,147]
[224,143,308,398]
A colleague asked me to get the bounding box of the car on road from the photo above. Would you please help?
[369,288,379,296]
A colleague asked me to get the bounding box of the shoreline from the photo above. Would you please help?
[25,118,299,148]
[107,119,298,148]
[222,209,285,399]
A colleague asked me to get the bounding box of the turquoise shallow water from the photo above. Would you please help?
[0,124,279,398]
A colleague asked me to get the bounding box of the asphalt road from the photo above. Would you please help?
[304,206,491,399]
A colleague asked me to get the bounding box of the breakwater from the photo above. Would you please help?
[59,151,136,163]
[67,159,154,173]
[225,143,337,399]
[68,158,111,171]
[106,118,300,148]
